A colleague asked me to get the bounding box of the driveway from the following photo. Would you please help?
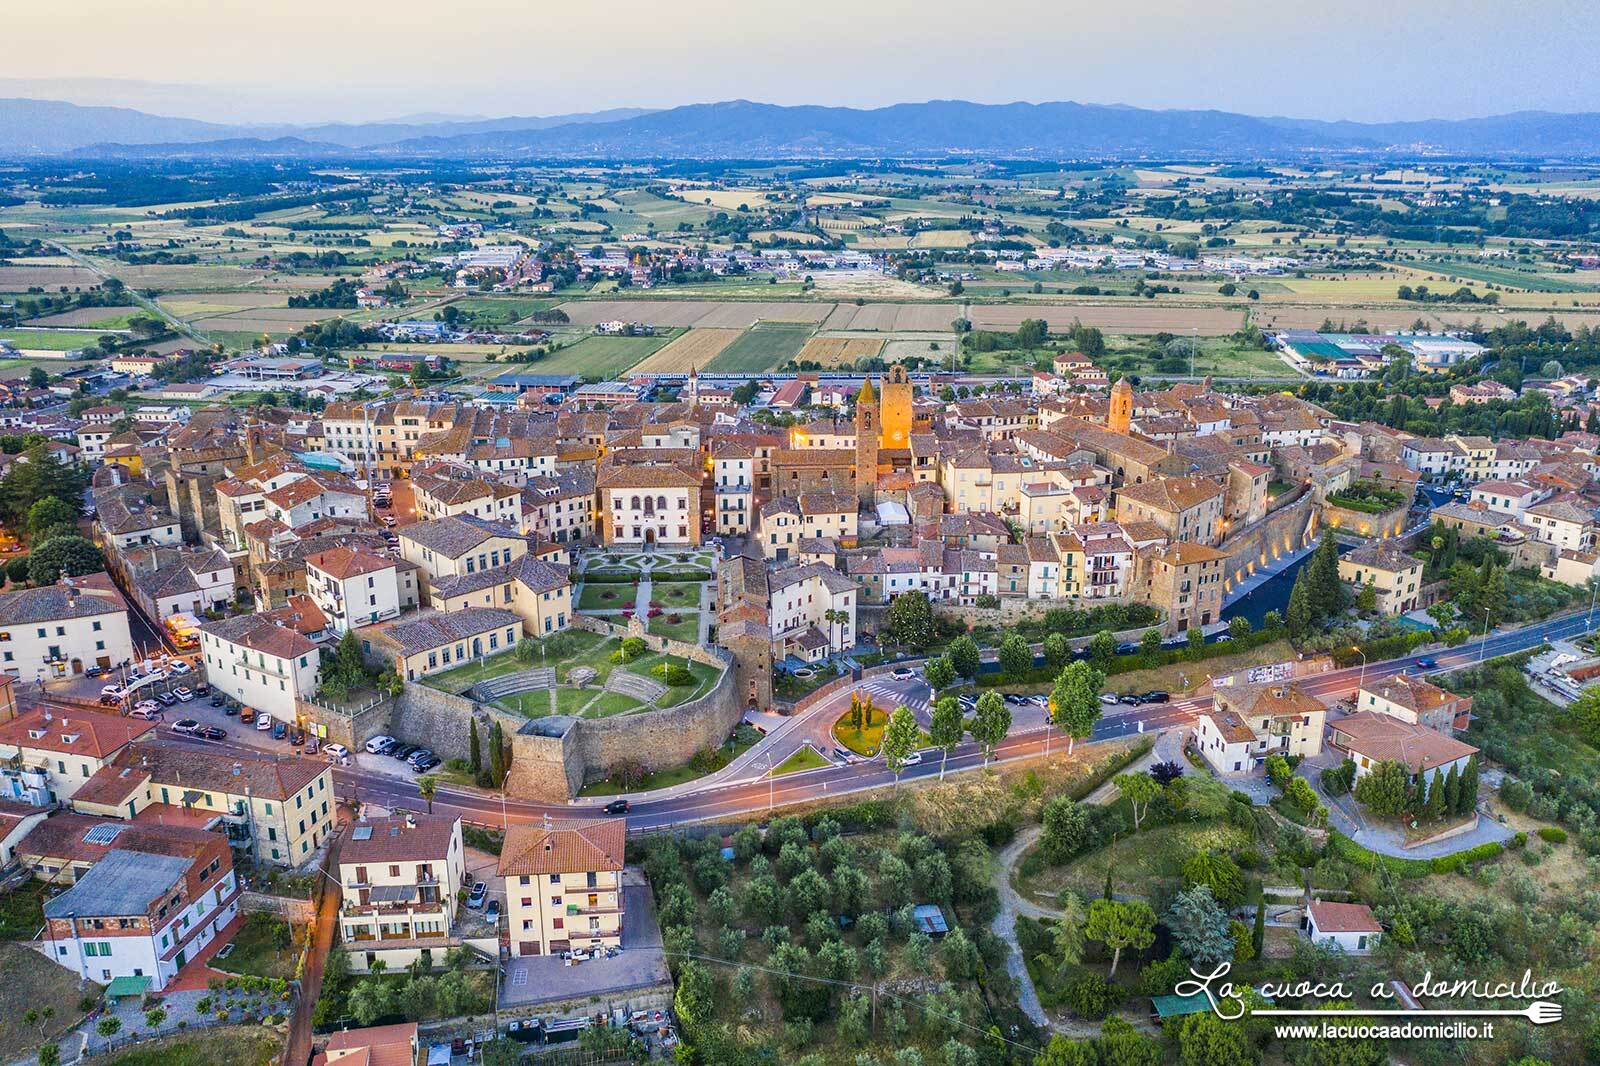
[500,879,668,1008]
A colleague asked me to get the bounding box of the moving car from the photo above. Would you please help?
[467,881,488,909]
[170,719,199,735]
[892,667,915,680]
[605,799,631,815]
[901,751,923,766]
[1414,657,1438,671]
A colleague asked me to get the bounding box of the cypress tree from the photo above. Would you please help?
[469,718,482,774]
[1458,755,1479,815]
[489,720,505,785]
[1287,573,1314,639]
[1251,902,1265,959]
[1103,865,1114,902]
[1308,535,1343,621]
[1423,772,1445,820]
[1442,763,1460,816]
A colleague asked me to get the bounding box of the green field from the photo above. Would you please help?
[519,332,672,378]
[0,329,97,351]
[1407,257,1595,293]
[705,323,813,372]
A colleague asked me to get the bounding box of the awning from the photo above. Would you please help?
[105,975,150,999]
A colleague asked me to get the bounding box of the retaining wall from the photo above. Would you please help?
[1322,499,1409,540]
[1219,493,1321,597]
[238,891,316,923]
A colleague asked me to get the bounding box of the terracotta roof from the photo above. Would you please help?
[339,815,458,865]
[324,1022,417,1066]
[400,514,522,558]
[1117,475,1223,513]
[307,546,393,581]
[1343,540,1422,573]
[199,613,318,661]
[498,818,625,877]
[1201,707,1258,745]
[1358,673,1465,719]
[1308,899,1382,934]
[0,707,155,760]
[1333,712,1479,772]
[114,742,328,801]
[373,607,520,657]
[1217,681,1325,721]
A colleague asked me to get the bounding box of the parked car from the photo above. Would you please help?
[324,743,349,762]
[892,667,915,680]
[167,661,192,676]
[391,744,419,761]
[128,706,160,721]
[1116,642,1140,656]
[198,726,226,741]
[467,881,488,909]
[257,713,273,731]
[171,719,199,735]
[100,684,125,699]
[155,691,177,706]
[1098,693,1121,706]
[85,665,105,678]
[1140,691,1170,704]
[365,734,395,754]
[1002,693,1031,706]
[173,686,194,702]
[133,699,160,714]
[194,683,210,696]
[957,693,978,710]
[412,754,440,773]
[240,707,256,723]
[484,899,500,924]
[406,748,435,767]
[208,693,224,707]
[605,799,631,815]
[98,694,121,707]
[1121,693,1144,706]
[271,722,287,740]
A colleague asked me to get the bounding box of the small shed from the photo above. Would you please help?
[912,904,948,937]
[1304,899,1382,956]
[1151,992,1212,1019]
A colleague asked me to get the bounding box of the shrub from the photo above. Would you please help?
[1063,974,1125,1020]
[611,759,647,790]
[654,662,695,686]
[1537,826,1567,844]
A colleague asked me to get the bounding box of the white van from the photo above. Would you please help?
[364,734,394,754]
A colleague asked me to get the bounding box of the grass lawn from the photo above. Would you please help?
[495,690,554,717]
[832,709,930,757]
[651,658,722,708]
[651,581,703,608]
[552,687,597,715]
[583,692,647,717]
[0,942,94,1062]
[1105,639,1297,697]
[418,649,524,692]
[772,745,829,775]
[100,1027,283,1066]
[210,913,301,980]
[423,629,612,692]
[648,611,700,642]
[705,324,813,373]
[0,879,48,939]
[527,332,673,378]
[578,583,636,611]
[0,329,100,351]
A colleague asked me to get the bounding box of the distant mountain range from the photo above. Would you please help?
[5,96,1600,160]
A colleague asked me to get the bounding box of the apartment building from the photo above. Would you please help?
[1354,674,1472,735]
[1141,541,1227,633]
[198,611,322,724]
[1338,541,1424,616]
[0,574,136,678]
[499,819,626,958]
[42,825,237,991]
[0,707,156,804]
[306,547,403,633]
[398,514,527,593]
[1195,682,1327,775]
[364,607,522,682]
[338,814,466,972]
[1114,475,1225,545]
[72,743,335,866]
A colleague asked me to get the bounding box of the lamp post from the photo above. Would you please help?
[1478,607,1493,664]
[1352,646,1367,698]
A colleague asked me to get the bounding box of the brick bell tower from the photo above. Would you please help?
[855,377,879,507]
[1108,377,1133,436]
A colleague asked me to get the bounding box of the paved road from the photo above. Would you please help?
[79,610,1600,837]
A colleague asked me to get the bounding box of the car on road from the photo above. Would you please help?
[892,667,915,680]
[171,719,199,735]
[155,691,177,706]
[1140,691,1170,704]
[365,735,394,754]
[167,661,192,675]
[901,751,923,766]
[605,799,631,815]
[173,686,194,702]
[1414,657,1438,670]
[85,665,105,678]
[1116,642,1140,656]
[197,726,226,741]
[412,754,441,773]
[467,881,488,909]
[1098,693,1121,706]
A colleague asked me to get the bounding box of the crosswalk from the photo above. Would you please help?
[857,679,931,718]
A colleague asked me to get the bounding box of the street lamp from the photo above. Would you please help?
[1351,646,1367,697]
[760,752,775,811]
[1477,607,1493,664]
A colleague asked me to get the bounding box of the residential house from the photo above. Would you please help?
[1195,682,1326,774]
[0,707,156,804]
[338,814,466,973]
[0,574,136,678]
[1354,675,1471,735]
[499,819,626,958]
[1337,541,1424,615]
[1329,712,1479,786]
[1303,901,1382,956]
[197,610,322,725]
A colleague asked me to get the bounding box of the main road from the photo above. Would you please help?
[326,608,1597,834]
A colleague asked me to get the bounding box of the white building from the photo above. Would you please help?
[0,575,136,679]
[1302,900,1382,956]
[0,707,156,804]
[306,547,402,634]
[338,814,467,973]
[197,611,322,724]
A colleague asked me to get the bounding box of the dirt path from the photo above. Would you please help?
[282,836,343,1066]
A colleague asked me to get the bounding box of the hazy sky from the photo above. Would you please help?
[9,0,1599,124]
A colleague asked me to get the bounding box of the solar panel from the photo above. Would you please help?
[82,824,127,846]
[351,826,372,841]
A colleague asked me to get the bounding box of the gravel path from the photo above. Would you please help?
[993,823,1055,1029]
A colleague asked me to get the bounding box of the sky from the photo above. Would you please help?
[7,0,1599,125]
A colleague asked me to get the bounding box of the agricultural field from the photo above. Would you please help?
[522,332,673,378]
[704,323,813,372]
[21,305,142,328]
[793,335,884,367]
[966,301,1245,334]
[822,302,960,331]
[0,264,104,290]
[632,327,743,372]
[0,329,102,350]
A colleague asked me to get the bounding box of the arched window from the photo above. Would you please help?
[643,496,655,515]
[657,495,668,511]
[630,495,640,510]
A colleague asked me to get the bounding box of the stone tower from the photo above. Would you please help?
[1108,377,1134,436]
[880,363,913,448]
[855,377,879,507]
[684,364,699,409]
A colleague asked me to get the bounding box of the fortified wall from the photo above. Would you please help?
[1217,493,1321,599]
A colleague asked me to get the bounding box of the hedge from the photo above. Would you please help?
[1331,629,1435,668]
[1537,826,1567,844]
[1326,829,1503,879]
[651,570,712,583]
[582,571,640,584]
[974,627,1289,689]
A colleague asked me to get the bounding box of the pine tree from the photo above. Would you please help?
[1423,772,1445,820]
[1442,762,1460,815]
[1287,572,1314,639]
[469,718,481,773]
[1308,535,1344,621]
[1457,755,1479,815]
